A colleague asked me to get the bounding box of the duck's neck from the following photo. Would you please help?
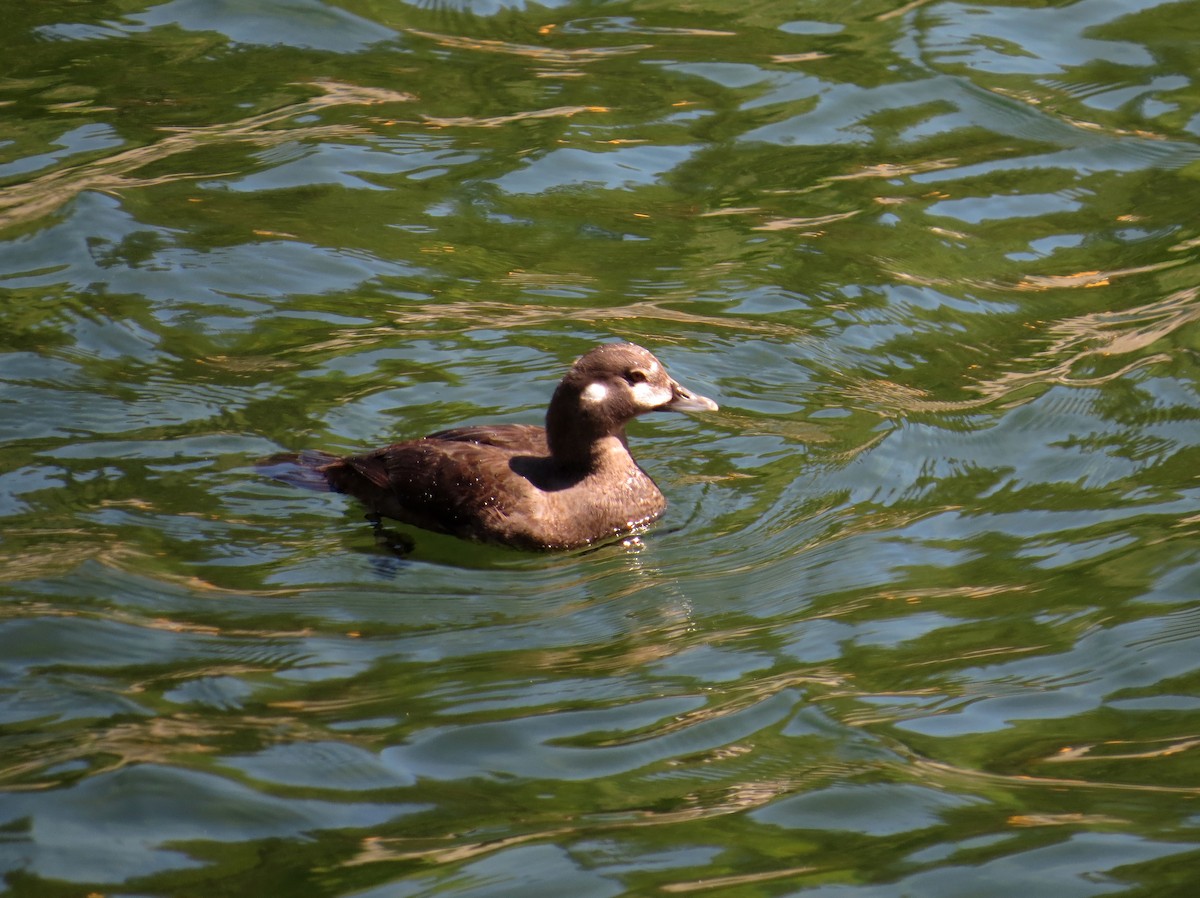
[545,388,630,471]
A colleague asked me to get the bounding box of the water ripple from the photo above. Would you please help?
[2,0,1199,894]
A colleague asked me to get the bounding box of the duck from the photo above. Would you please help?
[265,343,718,551]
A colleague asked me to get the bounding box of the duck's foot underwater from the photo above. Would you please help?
[366,513,416,557]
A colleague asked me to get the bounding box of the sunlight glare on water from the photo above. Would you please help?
[1,0,1199,895]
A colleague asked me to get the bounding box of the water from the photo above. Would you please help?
[2,0,1199,895]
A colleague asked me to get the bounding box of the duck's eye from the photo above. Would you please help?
[625,369,649,385]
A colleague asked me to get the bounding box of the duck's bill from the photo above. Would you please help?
[661,380,719,412]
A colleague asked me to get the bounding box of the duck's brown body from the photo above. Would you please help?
[322,425,668,551]
[268,343,717,551]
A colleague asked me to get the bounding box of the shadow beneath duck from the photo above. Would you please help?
[366,512,416,557]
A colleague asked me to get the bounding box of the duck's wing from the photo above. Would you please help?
[424,423,548,455]
[323,424,546,494]
[321,432,543,542]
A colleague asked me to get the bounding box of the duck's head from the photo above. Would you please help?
[547,343,718,462]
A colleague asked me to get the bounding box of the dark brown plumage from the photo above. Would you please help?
[264,343,718,551]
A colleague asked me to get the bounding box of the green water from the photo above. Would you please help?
[2,0,1199,895]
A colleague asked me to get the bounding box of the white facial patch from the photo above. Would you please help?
[631,380,673,408]
[581,381,609,404]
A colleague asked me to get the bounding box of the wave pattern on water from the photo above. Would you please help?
[2,0,1200,895]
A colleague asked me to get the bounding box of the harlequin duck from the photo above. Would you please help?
[266,343,718,551]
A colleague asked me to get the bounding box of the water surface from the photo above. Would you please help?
[2,0,1199,895]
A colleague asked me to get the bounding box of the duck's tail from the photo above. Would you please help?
[257,450,340,491]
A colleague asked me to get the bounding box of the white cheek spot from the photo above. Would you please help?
[631,380,672,408]
[581,382,609,404]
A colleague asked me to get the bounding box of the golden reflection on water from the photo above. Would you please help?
[1017,259,1185,291]
[0,81,412,232]
[0,538,146,582]
[912,757,1200,797]
[660,865,820,893]
[340,759,841,871]
[406,29,651,65]
[974,286,1199,399]
[379,297,812,337]
[750,209,862,232]
[840,287,1199,415]
[420,104,608,129]
[1046,736,1200,763]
